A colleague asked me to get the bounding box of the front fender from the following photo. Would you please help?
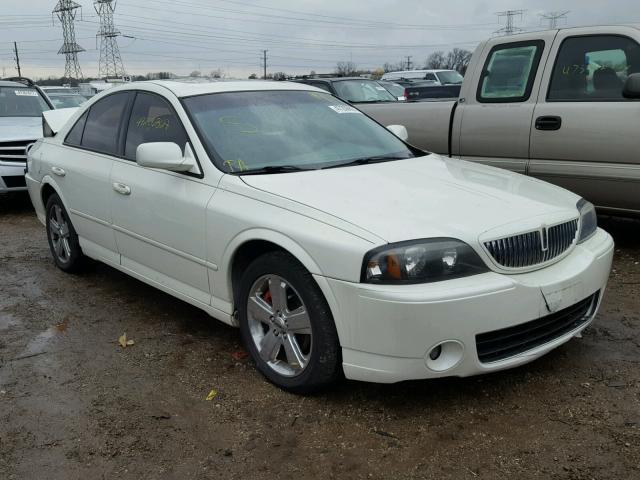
[218,228,324,302]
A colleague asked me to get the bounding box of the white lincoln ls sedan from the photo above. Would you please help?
[26,80,614,393]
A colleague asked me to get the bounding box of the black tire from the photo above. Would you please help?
[45,193,87,273]
[238,251,342,394]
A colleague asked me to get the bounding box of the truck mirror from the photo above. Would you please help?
[623,73,640,99]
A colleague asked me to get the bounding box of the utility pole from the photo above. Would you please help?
[53,1,84,81]
[262,50,268,79]
[495,10,525,36]
[13,42,21,77]
[540,11,569,29]
[95,0,126,78]
[405,55,413,70]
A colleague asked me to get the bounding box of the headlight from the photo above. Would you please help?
[577,198,597,243]
[362,238,488,284]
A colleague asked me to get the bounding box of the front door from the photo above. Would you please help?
[455,33,555,174]
[529,28,640,212]
[110,92,215,304]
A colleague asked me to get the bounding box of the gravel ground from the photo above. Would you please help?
[1,192,639,480]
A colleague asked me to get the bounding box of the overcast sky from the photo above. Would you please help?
[0,0,638,79]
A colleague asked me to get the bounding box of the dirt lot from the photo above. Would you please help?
[1,192,639,480]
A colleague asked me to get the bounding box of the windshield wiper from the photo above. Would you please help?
[321,155,412,170]
[238,165,311,175]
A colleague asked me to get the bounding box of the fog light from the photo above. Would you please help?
[425,340,464,372]
[429,345,442,360]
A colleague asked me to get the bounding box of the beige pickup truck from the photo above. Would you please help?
[360,25,640,216]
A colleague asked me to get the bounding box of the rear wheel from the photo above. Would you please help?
[238,251,341,393]
[45,193,86,272]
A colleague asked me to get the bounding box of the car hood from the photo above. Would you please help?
[0,117,43,142]
[240,155,581,244]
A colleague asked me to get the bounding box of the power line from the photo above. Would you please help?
[495,10,526,36]
[53,0,84,80]
[95,0,125,78]
[405,55,412,70]
[540,11,569,29]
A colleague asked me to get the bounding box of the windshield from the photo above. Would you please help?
[0,86,50,117]
[183,90,414,174]
[332,80,397,103]
[436,71,464,84]
[379,82,405,98]
[49,94,87,108]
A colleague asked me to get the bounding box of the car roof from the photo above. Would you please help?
[146,79,323,98]
[0,80,34,88]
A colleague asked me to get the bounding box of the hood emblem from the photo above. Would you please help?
[540,226,549,252]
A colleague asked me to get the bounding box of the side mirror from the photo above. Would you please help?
[623,73,640,99]
[136,142,194,172]
[387,124,409,141]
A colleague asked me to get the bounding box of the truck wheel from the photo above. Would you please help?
[238,251,342,394]
[45,193,86,272]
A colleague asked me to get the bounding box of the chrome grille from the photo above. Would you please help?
[0,140,34,163]
[484,219,579,269]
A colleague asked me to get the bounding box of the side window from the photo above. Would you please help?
[478,41,544,102]
[425,73,437,81]
[310,82,332,93]
[81,93,129,155]
[124,92,188,160]
[548,35,640,101]
[64,111,88,146]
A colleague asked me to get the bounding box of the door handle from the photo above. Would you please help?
[535,116,562,131]
[51,166,66,177]
[112,182,131,195]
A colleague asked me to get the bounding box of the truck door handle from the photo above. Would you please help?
[112,182,131,195]
[51,166,66,177]
[535,116,562,131]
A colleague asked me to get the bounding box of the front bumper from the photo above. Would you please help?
[321,228,614,383]
[0,162,27,193]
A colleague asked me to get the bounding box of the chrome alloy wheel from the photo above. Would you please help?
[49,204,72,263]
[247,274,313,377]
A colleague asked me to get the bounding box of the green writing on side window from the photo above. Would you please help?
[136,116,170,131]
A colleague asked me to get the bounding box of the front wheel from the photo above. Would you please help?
[238,251,342,393]
[45,193,87,272]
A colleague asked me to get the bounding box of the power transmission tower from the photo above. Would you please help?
[540,11,569,29]
[53,0,84,80]
[262,50,268,79]
[13,42,21,77]
[95,0,125,78]
[495,10,526,36]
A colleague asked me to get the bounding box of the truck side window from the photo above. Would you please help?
[548,35,640,101]
[477,41,544,103]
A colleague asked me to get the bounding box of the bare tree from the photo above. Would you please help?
[444,48,473,74]
[272,72,287,80]
[189,70,202,77]
[425,51,446,69]
[383,61,403,73]
[335,61,358,76]
[210,68,224,79]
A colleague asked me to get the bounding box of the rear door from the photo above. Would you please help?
[54,92,131,264]
[529,26,640,213]
[455,32,556,174]
[110,91,214,305]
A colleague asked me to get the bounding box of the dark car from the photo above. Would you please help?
[293,77,398,104]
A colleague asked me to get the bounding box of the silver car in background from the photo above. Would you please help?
[0,78,53,193]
